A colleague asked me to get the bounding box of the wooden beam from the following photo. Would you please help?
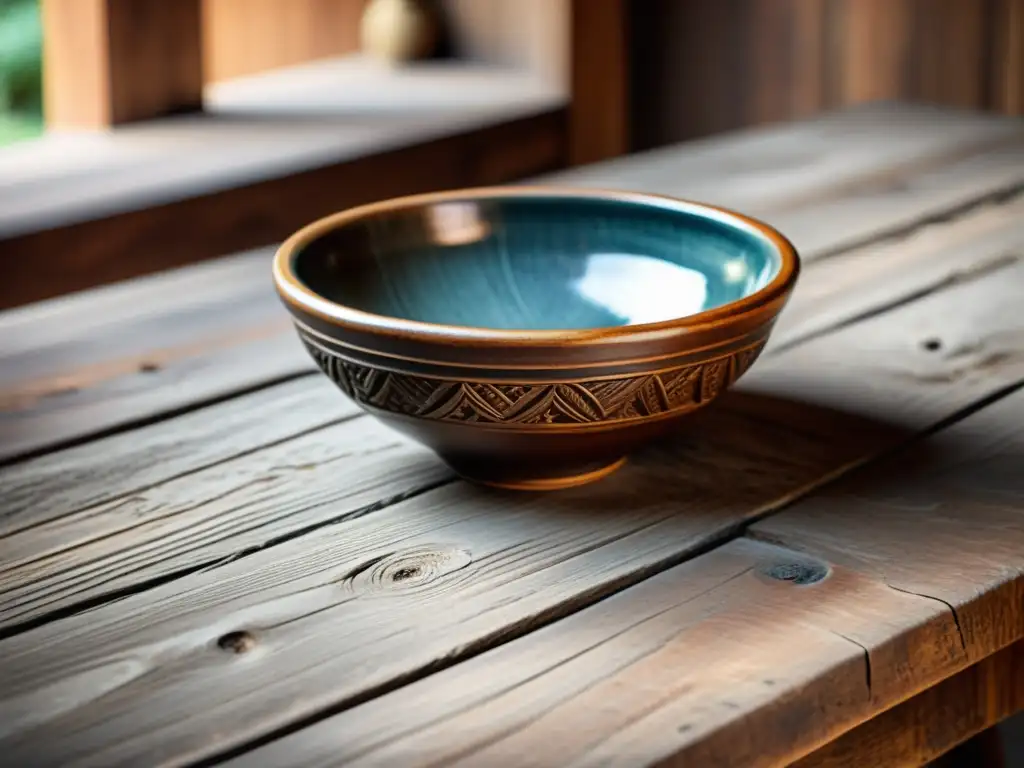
[42,0,203,128]
[569,0,629,164]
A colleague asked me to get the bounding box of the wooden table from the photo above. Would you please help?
[1,102,1023,768]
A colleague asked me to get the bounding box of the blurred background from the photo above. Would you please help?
[0,0,1020,308]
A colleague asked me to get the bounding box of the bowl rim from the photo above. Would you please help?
[273,185,800,346]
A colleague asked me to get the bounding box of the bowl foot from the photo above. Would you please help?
[451,457,627,492]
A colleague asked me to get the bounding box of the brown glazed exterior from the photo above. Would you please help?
[273,186,799,490]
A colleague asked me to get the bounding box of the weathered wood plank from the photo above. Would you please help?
[0,413,452,632]
[793,641,1023,768]
[1,244,1023,764]
[0,247,309,463]
[751,400,1024,666]
[1,105,1020,462]
[767,191,1024,352]
[226,537,963,768]
[0,376,358,538]
[222,383,1024,768]
[3,190,1022,632]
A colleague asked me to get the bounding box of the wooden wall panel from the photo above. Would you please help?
[629,0,831,149]
[202,0,367,83]
[631,0,1021,148]
[830,0,915,105]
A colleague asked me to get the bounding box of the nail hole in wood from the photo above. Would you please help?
[217,630,256,654]
[921,338,942,352]
[764,561,829,585]
[139,361,161,373]
[677,723,693,734]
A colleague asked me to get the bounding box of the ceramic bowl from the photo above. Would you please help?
[273,186,799,490]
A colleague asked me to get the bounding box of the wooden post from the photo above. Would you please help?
[42,0,204,129]
[569,0,630,166]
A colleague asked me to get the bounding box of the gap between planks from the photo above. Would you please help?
[1,196,1023,763]
[1,104,1022,463]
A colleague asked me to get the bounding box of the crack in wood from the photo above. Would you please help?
[886,583,968,653]
[826,628,873,697]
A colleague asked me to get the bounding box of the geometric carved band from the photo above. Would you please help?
[301,334,765,427]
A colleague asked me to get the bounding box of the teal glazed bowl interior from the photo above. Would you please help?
[274,186,799,490]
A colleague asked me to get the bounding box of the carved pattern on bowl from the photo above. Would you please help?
[300,334,765,427]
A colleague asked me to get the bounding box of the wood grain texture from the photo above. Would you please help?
[0,247,312,463]
[794,641,1022,768]
[0,376,358,538]
[3,225,1024,762]
[767,192,1024,352]
[0,425,897,766]
[751,392,1024,667]
[3,183,1022,632]
[2,104,1020,462]
[226,536,963,768]
[203,0,367,83]
[233,572,1017,768]
[224,383,1024,768]
[41,0,204,128]
[0,412,453,634]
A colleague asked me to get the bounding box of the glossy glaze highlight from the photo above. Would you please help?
[292,195,780,331]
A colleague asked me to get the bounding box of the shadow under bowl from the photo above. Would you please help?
[273,186,800,490]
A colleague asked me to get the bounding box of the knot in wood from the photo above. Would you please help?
[341,545,472,595]
[217,630,256,654]
[762,560,829,585]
